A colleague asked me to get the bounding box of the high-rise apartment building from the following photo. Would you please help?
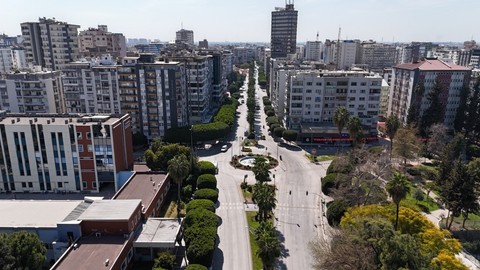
[360,42,397,71]
[78,25,127,58]
[21,17,80,70]
[287,70,382,131]
[388,59,471,129]
[0,113,133,193]
[175,29,194,45]
[118,55,188,139]
[0,47,27,73]
[338,40,360,70]
[0,69,65,113]
[62,55,121,114]
[271,1,298,59]
[305,41,323,62]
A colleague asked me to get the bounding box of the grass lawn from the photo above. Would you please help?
[242,188,253,203]
[305,154,336,162]
[443,213,480,230]
[158,189,186,218]
[402,185,440,213]
[246,211,263,270]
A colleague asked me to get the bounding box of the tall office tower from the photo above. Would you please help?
[0,69,65,113]
[78,25,127,58]
[118,54,188,139]
[305,41,323,61]
[175,29,194,45]
[21,17,80,70]
[271,1,298,59]
[388,59,471,129]
[62,55,121,114]
[338,40,360,70]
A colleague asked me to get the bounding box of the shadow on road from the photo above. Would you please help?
[278,142,302,152]
[212,246,225,270]
[276,229,290,270]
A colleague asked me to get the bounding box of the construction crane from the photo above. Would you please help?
[335,26,341,70]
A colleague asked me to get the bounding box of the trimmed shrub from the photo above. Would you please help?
[185,208,218,228]
[198,161,216,175]
[270,123,281,131]
[186,233,215,267]
[184,224,217,246]
[326,200,348,226]
[266,110,276,117]
[194,189,219,203]
[264,105,273,113]
[282,129,298,142]
[266,116,279,126]
[197,174,217,190]
[273,127,286,137]
[186,264,208,270]
[183,185,193,200]
[263,100,272,106]
[186,199,216,213]
[326,158,353,174]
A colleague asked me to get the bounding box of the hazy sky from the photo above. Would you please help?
[1,0,478,43]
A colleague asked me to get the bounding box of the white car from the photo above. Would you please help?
[221,145,228,152]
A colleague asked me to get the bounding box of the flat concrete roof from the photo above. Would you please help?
[134,218,182,248]
[115,173,167,212]
[0,200,82,228]
[0,114,123,126]
[53,235,127,270]
[78,199,141,221]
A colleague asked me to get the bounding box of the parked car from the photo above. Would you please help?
[221,145,228,152]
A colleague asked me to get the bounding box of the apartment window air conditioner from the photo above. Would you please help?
[95,232,101,237]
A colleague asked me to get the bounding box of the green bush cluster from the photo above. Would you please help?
[213,103,237,127]
[194,188,219,203]
[197,174,217,190]
[326,157,354,174]
[198,161,216,175]
[326,200,348,226]
[185,264,208,270]
[186,199,216,213]
[184,203,219,267]
[321,173,349,195]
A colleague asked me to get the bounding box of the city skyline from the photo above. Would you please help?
[1,0,479,43]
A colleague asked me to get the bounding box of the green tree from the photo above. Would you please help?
[254,221,281,270]
[386,172,410,230]
[273,127,286,137]
[333,106,349,138]
[194,189,219,203]
[420,79,445,135]
[393,127,420,165]
[253,183,277,222]
[347,116,362,147]
[168,154,190,217]
[413,188,424,203]
[186,199,216,213]
[454,86,470,133]
[326,200,348,226]
[196,174,217,190]
[153,251,176,270]
[185,264,208,270]
[282,130,298,142]
[7,231,46,270]
[0,234,14,270]
[252,157,270,183]
[465,78,480,138]
[386,115,400,159]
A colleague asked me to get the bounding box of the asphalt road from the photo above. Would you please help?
[200,64,333,270]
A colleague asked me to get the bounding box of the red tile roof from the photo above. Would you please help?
[395,59,471,71]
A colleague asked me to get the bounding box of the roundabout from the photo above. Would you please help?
[230,154,278,170]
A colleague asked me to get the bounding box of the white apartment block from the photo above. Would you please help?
[338,40,360,70]
[0,70,65,113]
[21,18,80,70]
[288,70,382,131]
[62,55,121,114]
[388,59,471,129]
[305,41,323,62]
[0,113,133,193]
[0,48,13,73]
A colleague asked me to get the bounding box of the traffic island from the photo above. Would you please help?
[230,154,278,170]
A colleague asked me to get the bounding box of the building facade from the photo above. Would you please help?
[305,41,323,62]
[0,70,65,113]
[360,42,397,72]
[271,1,298,59]
[175,29,194,45]
[388,59,472,129]
[21,17,80,70]
[0,113,133,193]
[62,55,121,114]
[78,25,127,58]
[288,70,383,132]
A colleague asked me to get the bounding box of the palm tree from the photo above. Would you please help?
[253,183,277,222]
[386,172,410,230]
[167,154,190,217]
[386,115,400,160]
[347,116,362,147]
[255,221,281,270]
[333,107,350,143]
[252,157,270,183]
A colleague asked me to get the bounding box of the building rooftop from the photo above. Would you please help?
[0,200,82,228]
[0,113,126,126]
[78,199,141,221]
[114,173,167,212]
[395,59,471,71]
[53,235,127,270]
[134,218,182,248]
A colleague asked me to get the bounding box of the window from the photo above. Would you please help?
[316,82,322,86]
[361,82,367,86]
[306,82,312,86]
[28,182,33,188]
[22,182,27,188]
[360,90,366,94]
[86,132,91,139]
[306,97,312,101]
[77,132,82,140]
[78,145,83,152]
[83,181,87,188]
[351,82,357,86]
[87,145,93,152]
[93,182,97,188]
[58,182,63,188]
